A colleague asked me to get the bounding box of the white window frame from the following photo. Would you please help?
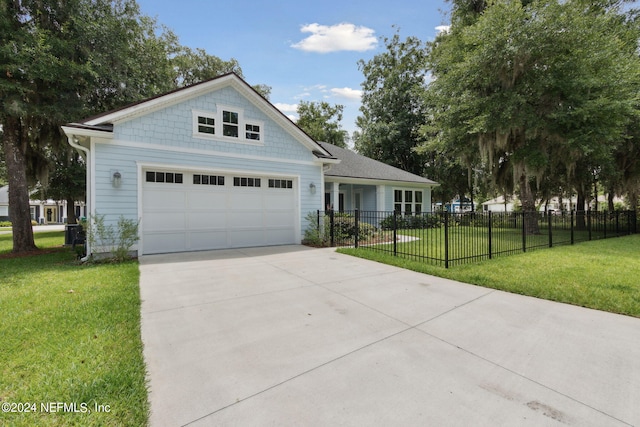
[192,106,264,145]
[394,188,424,215]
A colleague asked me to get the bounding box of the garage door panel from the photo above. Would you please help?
[145,212,186,232]
[228,193,262,210]
[265,228,296,245]
[227,211,263,227]
[142,169,297,254]
[264,211,295,227]
[144,189,186,209]
[189,231,228,251]
[264,193,294,209]
[144,232,187,253]
[188,192,227,210]
[188,211,226,229]
[229,230,266,247]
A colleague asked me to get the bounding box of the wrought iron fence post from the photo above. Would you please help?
[604,211,607,239]
[570,210,574,245]
[522,211,527,253]
[548,211,553,248]
[444,210,449,269]
[615,211,620,236]
[488,211,493,259]
[354,209,359,249]
[587,209,592,241]
[393,210,398,256]
[330,209,335,247]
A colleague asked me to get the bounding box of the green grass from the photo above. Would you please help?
[339,234,640,318]
[0,231,148,426]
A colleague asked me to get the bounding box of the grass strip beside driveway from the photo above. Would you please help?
[339,234,640,318]
[0,231,148,426]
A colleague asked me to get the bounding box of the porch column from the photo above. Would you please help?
[331,182,340,211]
[376,185,385,211]
[39,202,45,224]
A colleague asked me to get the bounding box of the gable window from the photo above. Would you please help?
[223,110,239,137]
[394,189,422,214]
[197,116,215,135]
[246,124,260,140]
[146,171,183,184]
[193,107,263,144]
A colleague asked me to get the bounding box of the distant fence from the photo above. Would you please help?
[312,210,638,268]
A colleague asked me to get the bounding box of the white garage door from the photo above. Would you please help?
[142,169,297,254]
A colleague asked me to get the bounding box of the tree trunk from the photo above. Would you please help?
[608,190,615,212]
[66,197,77,224]
[2,116,37,253]
[518,172,539,234]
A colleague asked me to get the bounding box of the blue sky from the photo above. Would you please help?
[135,0,452,138]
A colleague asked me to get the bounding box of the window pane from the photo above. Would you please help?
[223,124,238,137]
[166,173,174,183]
[156,172,165,183]
[210,175,217,185]
[146,171,155,182]
[416,204,422,214]
[193,174,201,184]
[175,174,183,184]
[255,178,261,187]
[405,204,412,214]
[202,175,209,185]
[234,177,240,186]
[218,176,225,185]
[241,177,247,186]
[395,204,402,212]
[198,125,215,134]
[395,190,402,203]
[287,180,292,189]
[405,191,412,203]
[415,191,422,203]
[248,178,254,187]
[223,111,238,124]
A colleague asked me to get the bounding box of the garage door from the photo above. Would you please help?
[142,169,297,254]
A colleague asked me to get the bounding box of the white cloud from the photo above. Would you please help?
[291,23,377,53]
[274,103,298,113]
[330,87,362,100]
[435,25,450,34]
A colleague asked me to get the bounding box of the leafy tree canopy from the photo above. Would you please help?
[296,101,348,148]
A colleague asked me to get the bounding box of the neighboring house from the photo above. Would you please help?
[434,197,474,213]
[482,196,516,213]
[0,185,86,224]
[62,73,437,256]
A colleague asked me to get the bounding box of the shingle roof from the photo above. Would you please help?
[318,141,437,185]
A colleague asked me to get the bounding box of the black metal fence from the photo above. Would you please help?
[310,210,638,268]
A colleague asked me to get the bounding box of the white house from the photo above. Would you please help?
[62,73,437,256]
[0,185,86,224]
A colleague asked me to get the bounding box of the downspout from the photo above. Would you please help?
[67,136,91,262]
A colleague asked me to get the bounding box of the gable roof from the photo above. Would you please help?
[318,142,437,185]
[63,73,335,159]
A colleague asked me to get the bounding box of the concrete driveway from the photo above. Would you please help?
[139,245,640,427]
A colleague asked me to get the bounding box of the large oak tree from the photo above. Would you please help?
[426,0,640,231]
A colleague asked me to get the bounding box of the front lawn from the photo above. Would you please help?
[0,231,148,426]
[339,234,640,318]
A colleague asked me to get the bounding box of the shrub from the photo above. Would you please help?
[86,213,140,262]
[0,221,11,227]
[380,213,442,230]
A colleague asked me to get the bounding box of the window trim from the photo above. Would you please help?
[192,107,264,145]
[394,188,423,215]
